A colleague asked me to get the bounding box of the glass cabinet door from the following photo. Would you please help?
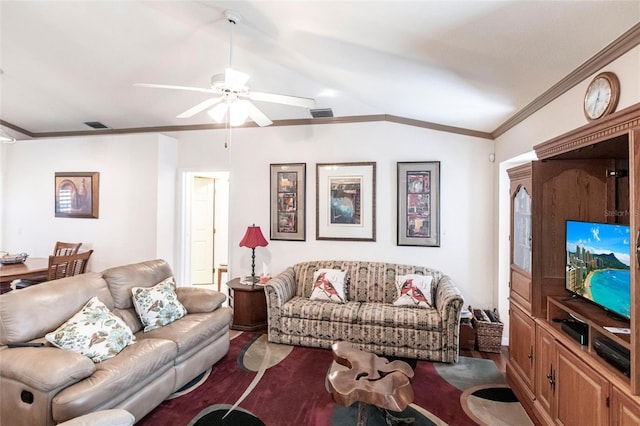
[513,186,532,272]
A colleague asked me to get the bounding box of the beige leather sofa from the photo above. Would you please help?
[0,259,232,425]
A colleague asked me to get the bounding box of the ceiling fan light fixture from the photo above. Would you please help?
[230,101,249,126]
[208,103,228,123]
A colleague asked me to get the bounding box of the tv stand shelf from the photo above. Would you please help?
[547,295,631,349]
[545,295,634,390]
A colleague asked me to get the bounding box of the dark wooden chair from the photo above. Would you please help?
[14,241,83,287]
[53,241,82,256]
[15,250,93,289]
[46,250,94,281]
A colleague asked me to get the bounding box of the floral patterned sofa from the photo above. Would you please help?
[264,260,463,363]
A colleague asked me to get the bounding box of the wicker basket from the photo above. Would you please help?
[472,308,503,353]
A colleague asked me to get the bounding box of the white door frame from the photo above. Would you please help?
[177,170,229,287]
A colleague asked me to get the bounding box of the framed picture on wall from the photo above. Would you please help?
[270,163,306,241]
[397,161,440,247]
[316,162,376,241]
[54,172,100,219]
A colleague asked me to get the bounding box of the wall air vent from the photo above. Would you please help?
[310,108,334,118]
[84,121,110,129]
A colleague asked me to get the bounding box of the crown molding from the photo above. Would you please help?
[8,114,494,140]
[492,22,640,139]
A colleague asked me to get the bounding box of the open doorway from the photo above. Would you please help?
[180,171,229,289]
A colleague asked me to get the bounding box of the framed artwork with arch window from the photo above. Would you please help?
[54,172,100,218]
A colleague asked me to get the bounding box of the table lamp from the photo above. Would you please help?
[239,224,268,285]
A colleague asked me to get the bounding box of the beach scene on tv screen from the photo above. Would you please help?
[566,221,631,319]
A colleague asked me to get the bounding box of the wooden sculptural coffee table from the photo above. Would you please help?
[327,341,415,425]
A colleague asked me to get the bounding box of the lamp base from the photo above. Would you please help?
[243,275,260,284]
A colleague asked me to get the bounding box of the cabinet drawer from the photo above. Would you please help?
[511,268,531,311]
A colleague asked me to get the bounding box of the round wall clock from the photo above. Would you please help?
[583,71,620,121]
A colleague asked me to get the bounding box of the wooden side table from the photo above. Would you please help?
[227,277,267,331]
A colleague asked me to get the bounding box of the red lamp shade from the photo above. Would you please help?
[239,225,268,249]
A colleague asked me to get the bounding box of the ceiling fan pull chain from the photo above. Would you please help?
[225,108,230,148]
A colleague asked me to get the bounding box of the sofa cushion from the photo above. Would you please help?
[0,273,112,345]
[51,338,177,421]
[45,297,136,363]
[103,259,174,310]
[292,261,442,304]
[136,308,232,360]
[357,302,442,331]
[309,269,347,303]
[282,297,360,323]
[0,346,95,392]
[393,274,433,308]
[132,277,187,332]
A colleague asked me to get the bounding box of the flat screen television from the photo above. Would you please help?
[565,220,631,320]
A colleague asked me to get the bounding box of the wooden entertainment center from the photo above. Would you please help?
[507,103,640,425]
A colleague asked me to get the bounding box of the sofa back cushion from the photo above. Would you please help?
[0,272,112,344]
[103,259,174,310]
[293,261,442,304]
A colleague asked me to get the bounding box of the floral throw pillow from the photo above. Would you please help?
[45,296,135,363]
[132,277,187,332]
[393,274,433,308]
[309,269,347,303]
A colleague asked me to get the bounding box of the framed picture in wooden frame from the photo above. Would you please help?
[54,172,100,219]
[397,161,440,247]
[270,163,306,241]
[316,162,376,241]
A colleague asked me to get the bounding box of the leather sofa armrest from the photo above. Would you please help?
[0,347,95,392]
[58,409,135,426]
[176,287,226,313]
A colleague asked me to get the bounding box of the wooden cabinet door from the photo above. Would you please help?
[534,325,555,424]
[611,386,640,426]
[554,344,610,426]
[508,303,536,401]
[508,164,533,313]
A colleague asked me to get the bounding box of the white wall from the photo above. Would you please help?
[1,133,177,272]
[223,121,496,309]
[1,122,495,309]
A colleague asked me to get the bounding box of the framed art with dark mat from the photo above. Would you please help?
[270,163,305,241]
[397,161,440,247]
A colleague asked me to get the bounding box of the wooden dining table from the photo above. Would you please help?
[0,257,48,294]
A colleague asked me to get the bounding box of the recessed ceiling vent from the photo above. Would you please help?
[84,121,110,129]
[310,108,333,118]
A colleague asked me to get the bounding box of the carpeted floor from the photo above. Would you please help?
[138,332,532,426]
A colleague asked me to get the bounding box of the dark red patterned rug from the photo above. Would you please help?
[138,332,531,426]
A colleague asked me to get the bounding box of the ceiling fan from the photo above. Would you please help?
[135,10,315,128]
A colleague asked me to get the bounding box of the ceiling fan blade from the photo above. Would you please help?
[225,68,250,91]
[241,100,273,127]
[176,97,224,118]
[134,83,216,94]
[247,91,316,108]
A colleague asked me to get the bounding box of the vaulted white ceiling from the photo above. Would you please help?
[1,1,639,139]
